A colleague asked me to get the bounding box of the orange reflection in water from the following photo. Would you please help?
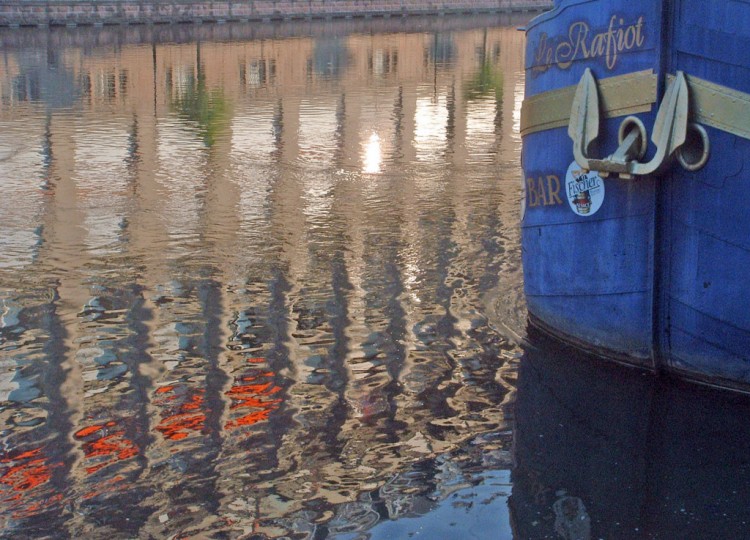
[1,446,63,518]
[155,388,207,441]
[74,421,139,475]
[1,448,50,492]
[225,358,282,433]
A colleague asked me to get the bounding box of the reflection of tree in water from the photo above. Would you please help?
[464,61,503,103]
[464,30,503,103]
[170,77,230,148]
[168,49,231,148]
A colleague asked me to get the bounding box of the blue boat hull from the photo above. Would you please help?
[522,0,750,390]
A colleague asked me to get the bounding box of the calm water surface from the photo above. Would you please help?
[3,15,750,540]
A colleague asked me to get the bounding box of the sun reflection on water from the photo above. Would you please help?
[363,132,383,174]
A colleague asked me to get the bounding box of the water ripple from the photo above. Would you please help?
[0,19,527,538]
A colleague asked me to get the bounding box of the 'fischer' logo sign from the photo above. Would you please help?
[565,163,605,217]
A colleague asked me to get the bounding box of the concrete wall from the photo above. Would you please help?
[0,0,551,27]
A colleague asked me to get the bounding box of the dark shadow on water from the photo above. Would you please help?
[510,326,750,540]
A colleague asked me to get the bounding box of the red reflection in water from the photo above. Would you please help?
[74,421,139,475]
[0,446,62,518]
[155,388,206,441]
[1,448,49,492]
[225,358,282,433]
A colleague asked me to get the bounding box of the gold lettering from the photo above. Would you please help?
[635,16,645,47]
[546,175,563,205]
[537,177,549,206]
[535,33,549,64]
[527,177,539,207]
[556,21,589,69]
[617,18,626,51]
[591,32,607,58]
[533,14,646,73]
[624,25,637,49]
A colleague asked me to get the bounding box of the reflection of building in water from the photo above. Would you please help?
[0,19,525,537]
[311,37,351,78]
[35,113,158,535]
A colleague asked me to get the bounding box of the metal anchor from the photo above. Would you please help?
[569,68,704,178]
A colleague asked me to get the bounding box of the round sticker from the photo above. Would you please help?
[565,161,605,217]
